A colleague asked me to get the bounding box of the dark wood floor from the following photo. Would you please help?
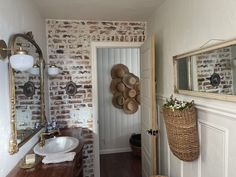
[100,152,141,177]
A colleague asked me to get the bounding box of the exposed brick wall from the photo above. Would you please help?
[14,37,41,129]
[46,19,146,177]
[196,47,233,94]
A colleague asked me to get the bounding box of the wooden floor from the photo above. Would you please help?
[100,152,141,177]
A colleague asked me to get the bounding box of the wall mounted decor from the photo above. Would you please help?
[209,73,221,87]
[112,92,125,109]
[123,98,139,114]
[0,32,46,155]
[20,81,37,97]
[111,64,129,79]
[162,96,200,161]
[110,64,140,114]
[110,78,125,94]
[65,81,81,96]
[174,38,236,102]
[122,73,139,89]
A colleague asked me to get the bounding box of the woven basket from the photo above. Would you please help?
[162,106,199,161]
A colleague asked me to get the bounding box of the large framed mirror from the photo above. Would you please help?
[174,39,236,102]
[8,32,45,154]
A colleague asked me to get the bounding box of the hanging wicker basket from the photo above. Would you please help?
[162,106,199,161]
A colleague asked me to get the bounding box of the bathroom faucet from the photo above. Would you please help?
[39,129,61,147]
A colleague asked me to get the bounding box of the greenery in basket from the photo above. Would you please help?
[163,95,194,111]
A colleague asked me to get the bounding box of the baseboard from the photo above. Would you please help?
[100,147,131,154]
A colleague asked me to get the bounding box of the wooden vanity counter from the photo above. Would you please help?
[7,128,84,177]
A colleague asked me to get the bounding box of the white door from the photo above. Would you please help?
[140,36,157,177]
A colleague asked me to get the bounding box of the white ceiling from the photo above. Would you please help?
[33,0,164,21]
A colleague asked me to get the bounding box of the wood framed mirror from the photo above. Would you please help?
[174,38,236,102]
[8,32,46,155]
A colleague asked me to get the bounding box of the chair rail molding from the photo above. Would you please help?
[157,95,236,120]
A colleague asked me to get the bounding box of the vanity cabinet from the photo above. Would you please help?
[7,128,84,177]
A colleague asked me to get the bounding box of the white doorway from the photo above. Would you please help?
[91,42,143,177]
[91,38,157,177]
[97,47,141,154]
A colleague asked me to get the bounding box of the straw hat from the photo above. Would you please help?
[123,98,139,114]
[134,82,140,104]
[124,88,137,98]
[134,82,140,92]
[110,79,126,94]
[112,93,125,109]
[122,73,139,88]
[111,64,129,79]
[135,94,140,104]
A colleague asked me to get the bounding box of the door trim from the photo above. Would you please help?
[91,42,143,177]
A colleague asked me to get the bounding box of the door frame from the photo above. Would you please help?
[91,42,143,177]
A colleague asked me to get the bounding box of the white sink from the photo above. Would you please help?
[34,136,79,156]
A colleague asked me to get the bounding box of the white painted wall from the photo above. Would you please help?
[148,0,236,177]
[0,0,46,176]
[97,48,141,154]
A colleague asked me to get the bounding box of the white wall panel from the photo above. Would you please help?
[198,121,227,177]
[157,96,234,177]
[97,48,141,153]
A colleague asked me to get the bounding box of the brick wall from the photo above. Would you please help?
[196,47,233,94]
[46,19,146,177]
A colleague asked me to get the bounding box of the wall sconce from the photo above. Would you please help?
[29,64,40,75]
[48,64,60,76]
[0,40,34,71]
[28,63,61,76]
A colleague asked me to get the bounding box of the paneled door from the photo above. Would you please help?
[140,36,157,177]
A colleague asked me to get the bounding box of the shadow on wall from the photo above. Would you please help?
[154,30,165,95]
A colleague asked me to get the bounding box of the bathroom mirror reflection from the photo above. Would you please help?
[9,33,46,154]
[174,39,236,102]
[14,36,41,144]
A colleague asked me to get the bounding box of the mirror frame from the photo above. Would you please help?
[174,38,236,102]
[8,32,46,155]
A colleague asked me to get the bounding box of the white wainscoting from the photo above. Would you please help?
[157,95,236,177]
[97,48,141,154]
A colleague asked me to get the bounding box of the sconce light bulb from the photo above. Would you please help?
[29,64,40,75]
[10,54,34,72]
[48,65,60,76]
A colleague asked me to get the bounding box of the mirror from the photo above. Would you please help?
[8,32,46,154]
[174,39,236,102]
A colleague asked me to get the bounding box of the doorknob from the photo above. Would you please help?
[147,129,158,136]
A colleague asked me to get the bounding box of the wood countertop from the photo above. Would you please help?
[7,128,84,177]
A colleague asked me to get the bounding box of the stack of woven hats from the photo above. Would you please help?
[110,64,140,114]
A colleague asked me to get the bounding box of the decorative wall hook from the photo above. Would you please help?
[60,81,82,96]
[19,81,39,97]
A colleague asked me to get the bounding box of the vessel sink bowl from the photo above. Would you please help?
[34,136,79,156]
